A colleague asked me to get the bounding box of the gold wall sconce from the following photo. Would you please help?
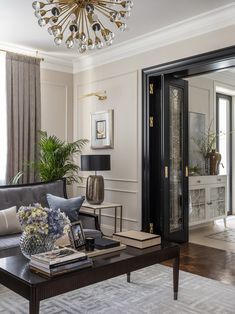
[81,91,107,101]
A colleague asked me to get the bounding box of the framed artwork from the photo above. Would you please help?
[91,110,114,149]
[69,221,86,249]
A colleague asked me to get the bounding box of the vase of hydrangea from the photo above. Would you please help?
[18,204,70,259]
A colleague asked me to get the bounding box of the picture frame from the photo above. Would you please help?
[69,221,86,249]
[91,110,114,149]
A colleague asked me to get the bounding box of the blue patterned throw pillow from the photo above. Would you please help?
[46,194,85,222]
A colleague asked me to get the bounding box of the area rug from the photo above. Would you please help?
[0,264,235,314]
[207,228,235,243]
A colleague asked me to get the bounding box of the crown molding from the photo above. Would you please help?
[0,42,74,74]
[73,3,235,74]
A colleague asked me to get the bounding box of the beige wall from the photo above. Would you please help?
[41,69,74,142]
[72,25,235,234]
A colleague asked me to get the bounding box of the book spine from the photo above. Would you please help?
[30,255,88,270]
[31,253,87,266]
[30,260,93,277]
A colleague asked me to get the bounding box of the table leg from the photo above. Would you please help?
[30,287,40,314]
[114,207,117,233]
[120,206,123,232]
[173,255,179,300]
[99,209,102,228]
[127,272,131,283]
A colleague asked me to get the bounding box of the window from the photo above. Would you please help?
[216,93,232,213]
[0,52,7,185]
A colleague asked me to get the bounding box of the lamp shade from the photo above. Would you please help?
[81,155,111,171]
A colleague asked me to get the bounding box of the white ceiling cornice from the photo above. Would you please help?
[73,3,235,74]
[0,42,74,74]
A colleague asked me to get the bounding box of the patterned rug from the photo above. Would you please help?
[207,228,235,243]
[0,264,235,314]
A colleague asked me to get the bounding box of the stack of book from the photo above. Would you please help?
[29,247,92,277]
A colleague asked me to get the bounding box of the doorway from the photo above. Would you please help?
[142,45,235,243]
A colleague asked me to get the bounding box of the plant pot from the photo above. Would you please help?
[19,232,55,259]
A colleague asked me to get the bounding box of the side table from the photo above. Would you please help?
[81,202,123,233]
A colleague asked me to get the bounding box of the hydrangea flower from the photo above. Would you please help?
[18,204,70,240]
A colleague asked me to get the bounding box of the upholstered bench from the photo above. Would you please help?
[0,179,101,258]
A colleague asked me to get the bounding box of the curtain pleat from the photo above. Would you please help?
[6,52,41,184]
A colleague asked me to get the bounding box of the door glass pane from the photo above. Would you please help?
[169,86,183,232]
[218,97,229,175]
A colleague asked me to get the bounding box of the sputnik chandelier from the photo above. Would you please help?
[32,0,134,53]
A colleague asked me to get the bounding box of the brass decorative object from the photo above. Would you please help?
[32,0,134,54]
[149,223,154,234]
[86,175,104,204]
[81,91,107,101]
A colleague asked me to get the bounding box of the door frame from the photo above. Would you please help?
[142,45,235,234]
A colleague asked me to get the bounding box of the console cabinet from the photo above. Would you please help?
[189,175,227,226]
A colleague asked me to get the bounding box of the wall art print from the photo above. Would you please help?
[91,110,114,149]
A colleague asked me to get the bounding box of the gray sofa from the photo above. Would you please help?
[0,179,101,258]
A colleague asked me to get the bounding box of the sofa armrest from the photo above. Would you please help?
[79,211,100,231]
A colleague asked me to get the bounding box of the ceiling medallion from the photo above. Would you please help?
[32,0,134,54]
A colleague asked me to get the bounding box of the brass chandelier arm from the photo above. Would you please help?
[94,6,111,19]
[84,11,90,38]
[97,0,122,5]
[96,4,118,14]
[57,5,77,27]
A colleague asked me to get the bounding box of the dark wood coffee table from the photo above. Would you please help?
[0,242,180,314]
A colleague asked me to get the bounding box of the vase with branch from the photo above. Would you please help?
[192,122,220,175]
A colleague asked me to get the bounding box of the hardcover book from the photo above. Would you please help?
[31,248,86,267]
[30,258,93,277]
[94,237,120,250]
[113,230,161,249]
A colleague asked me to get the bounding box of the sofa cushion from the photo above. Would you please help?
[0,206,22,236]
[47,194,85,222]
[0,233,21,250]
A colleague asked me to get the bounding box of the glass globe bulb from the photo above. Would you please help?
[54,35,63,46]
[79,45,87,54]
[38,18,47,27]
[34,10,46,18]
[106,39,113,46]
[88,39,95,50]
[66,37,75,49]
[49,16,58,25]
[96,41,103,49]
[32,1,44,10]
[119,22,127,32]
[48,27,53,35]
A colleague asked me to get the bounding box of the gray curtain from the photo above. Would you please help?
[6,52,41,184]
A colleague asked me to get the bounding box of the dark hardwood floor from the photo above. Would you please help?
[163,243,235,286]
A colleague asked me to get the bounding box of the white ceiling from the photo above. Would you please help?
[0,0,234,61]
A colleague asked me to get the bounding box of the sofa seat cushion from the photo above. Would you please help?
[83,229,102,239]
[47,194,85,222]
[0,233,21,250]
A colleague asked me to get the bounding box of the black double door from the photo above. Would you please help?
[142,75,189,243]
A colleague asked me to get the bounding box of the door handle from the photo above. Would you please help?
[207,202,213,205]
[185,166,189,177]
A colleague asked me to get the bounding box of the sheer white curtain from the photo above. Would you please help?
[0,52,7,185]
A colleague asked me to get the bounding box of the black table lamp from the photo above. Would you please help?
[81,155,111,205]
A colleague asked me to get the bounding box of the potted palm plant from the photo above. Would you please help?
[35,131,88,184]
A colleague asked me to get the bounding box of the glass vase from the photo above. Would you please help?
[19,232,55,260]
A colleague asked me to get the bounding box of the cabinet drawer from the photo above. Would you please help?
[189,175,226,186]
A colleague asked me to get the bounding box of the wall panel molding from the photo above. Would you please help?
[41,81,68,141]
